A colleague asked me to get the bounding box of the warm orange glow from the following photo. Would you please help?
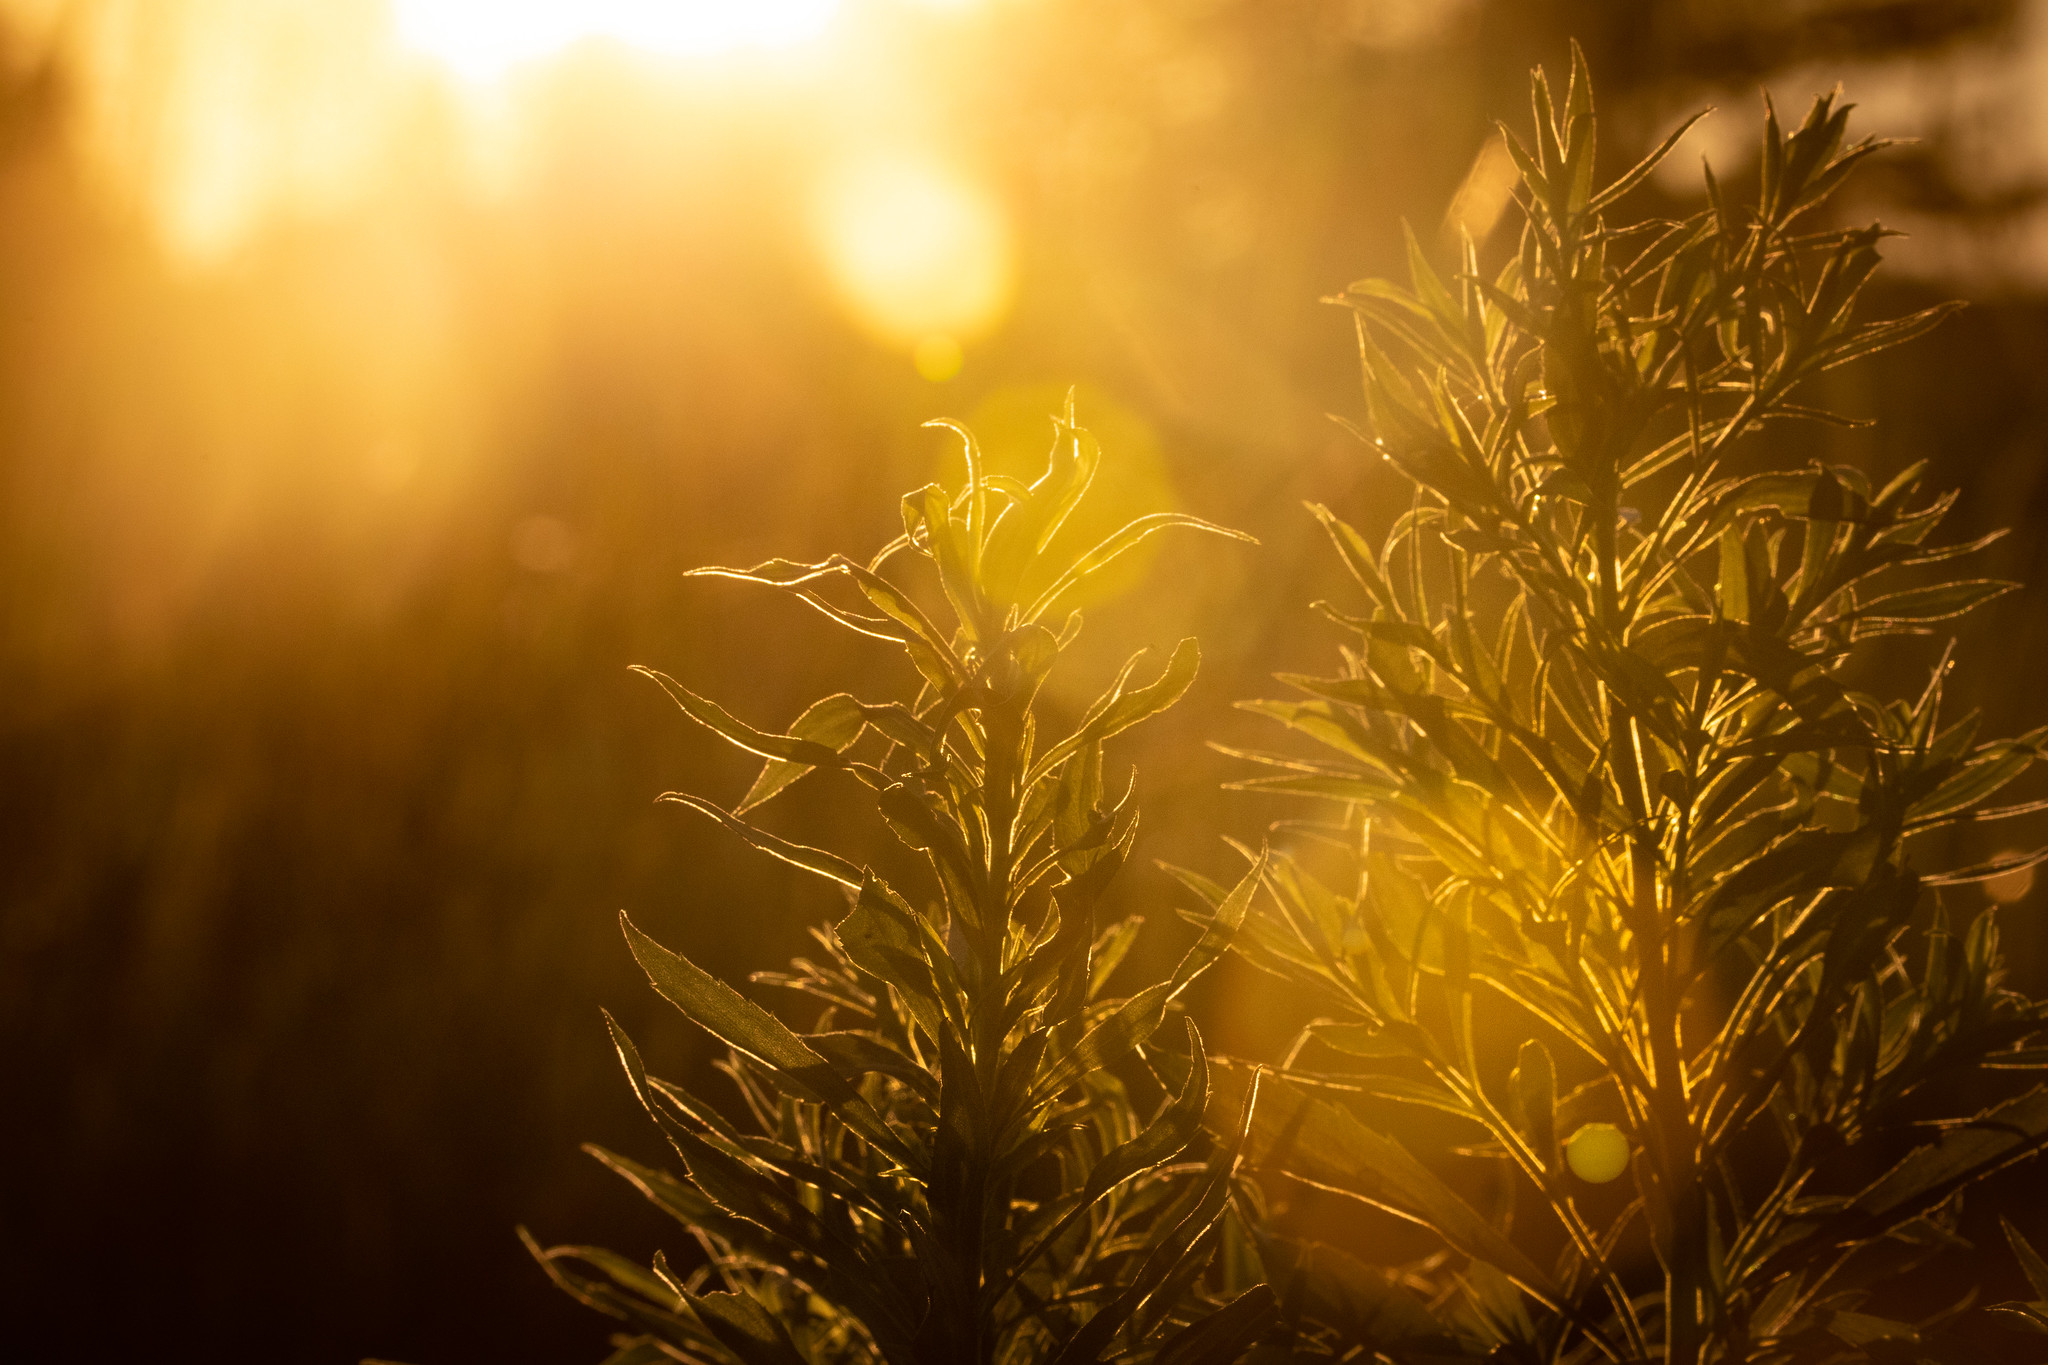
[391,0,843,81]
[22,0,857,263]
[815,154,1013,346]
[54,1,403,262]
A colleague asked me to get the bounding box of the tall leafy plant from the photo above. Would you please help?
[1225,52,2048,1364]
[527,404,1276,1365]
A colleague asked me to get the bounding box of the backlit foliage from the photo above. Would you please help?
[532,49,2048,1365]
[526,403,1273,1364]
[1226,47,2048,1365]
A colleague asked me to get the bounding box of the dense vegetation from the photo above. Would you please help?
[528,402,1268,1363]
[534,55,2048,1365]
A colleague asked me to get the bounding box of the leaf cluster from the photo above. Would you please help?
[1226,47,2048,1365]
[528,50,2048,1365]
[528,400,1277,1365]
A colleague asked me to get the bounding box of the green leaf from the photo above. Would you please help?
[1026,514,1255,622]
[807,1030,937,1099]
[1588,109,1710,213]
[1032,852,1261,1104]
[831,557,966,685]
[1033,638,1202,782]
[2005,1217,2048,1301]
[1308,502,1394,610]
[683,1289,813,1365]
[1719,524,1750,623]
[1826,1310,1918,1348]
[738,693,869,812]
[596,1342,684,1365]
[1403,221,1463,334]
[662,793,864,889]
[1081,1017,1211,1207]
[834,875,956,1043]
[1718,716,1882,760]
[992,1021,1215,1317]
[1924,845,2048,887]
[1264,1239,1455,1356]
[980,412,1102,603]
[1459,1258,1539,1350]
[1509,1038,1557,1171]
[1151,1285,1277,1365]
[1986,1303,2048,1337]
[1848,579,2016,632]
[1212,1065,1560,1308]
[1046,1071,1262,1365]
[1498,125,1548,204]
[1309,1020,1437,1062]
[636,666,848,767]
[620,912,905,1160]
[585,1143,719,1230]
[1908,739,2041,828]
[521,1231,720,1354]
[1844,1085,2048,1228]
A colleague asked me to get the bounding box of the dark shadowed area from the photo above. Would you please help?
[3,1,2048,1360]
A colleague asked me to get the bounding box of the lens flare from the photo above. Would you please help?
[815,155,1012,345]
[1987,851,2037,904]
[391,0,842,80]
[1565,1123,1631,1184]
[913,334,965,381]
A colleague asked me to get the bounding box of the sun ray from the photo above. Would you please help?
[390,0,843,81]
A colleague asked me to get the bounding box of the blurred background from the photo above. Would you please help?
[3,0,2047,1360]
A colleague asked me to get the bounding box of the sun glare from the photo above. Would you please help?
[391,0,843,80]
[816,155,1013,350]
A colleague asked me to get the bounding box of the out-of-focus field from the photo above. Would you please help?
[3,2,2047,1360]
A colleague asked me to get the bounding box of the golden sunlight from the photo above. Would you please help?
[815,154,1013,352]
[391,0,843,80]
[21,0,861,264]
